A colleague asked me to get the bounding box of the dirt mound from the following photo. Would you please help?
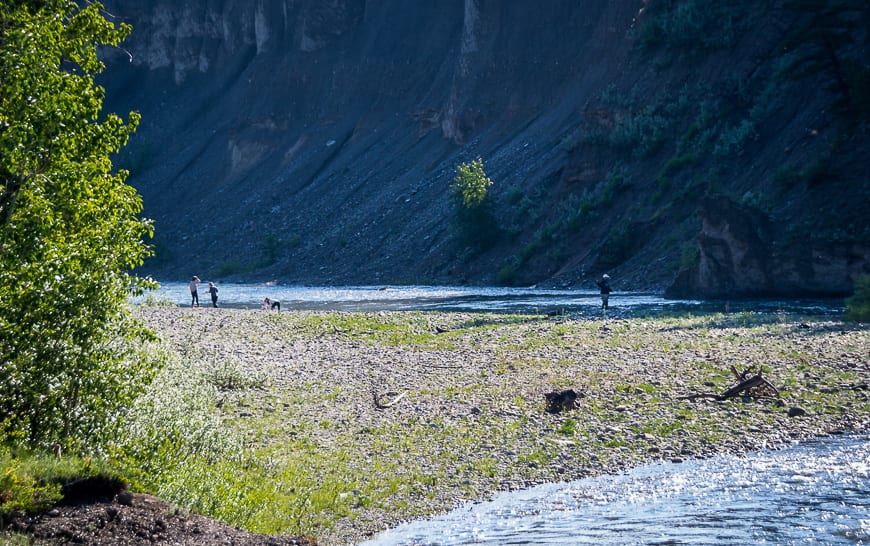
[3,490,314,546]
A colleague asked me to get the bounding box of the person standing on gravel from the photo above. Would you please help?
[208,281,219,308]
[595,274,612,311]
[189,276,201,307]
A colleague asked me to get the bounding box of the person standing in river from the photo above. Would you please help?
[595,274,612,311]
[208,281,219,308]
[189,276,201,307]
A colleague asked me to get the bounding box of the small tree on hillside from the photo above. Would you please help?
[451,158,501,250]
[452,158,493,208]
[0,0,158,452]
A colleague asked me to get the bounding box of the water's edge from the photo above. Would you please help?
[361,434,870,545]
[136,282,845,315]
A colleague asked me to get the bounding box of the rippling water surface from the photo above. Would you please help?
[361,435,869,545]
[135,282,842,315]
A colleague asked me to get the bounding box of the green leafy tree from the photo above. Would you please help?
[0,0,158,452]
[782,0,868,120]
[637,0,748,50]
[451,158,500,250]
[452,158,493,208]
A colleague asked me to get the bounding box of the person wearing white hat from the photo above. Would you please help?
[208,281,219,307]
[595,274,612,310]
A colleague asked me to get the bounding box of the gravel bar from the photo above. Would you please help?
[136,306,870,545]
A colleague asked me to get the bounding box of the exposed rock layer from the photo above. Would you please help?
[667,197,867,298]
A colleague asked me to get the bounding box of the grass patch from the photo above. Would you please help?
[845,275,870,321]
[0,448,126,519]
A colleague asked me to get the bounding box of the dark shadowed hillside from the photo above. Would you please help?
[100,0,869,297]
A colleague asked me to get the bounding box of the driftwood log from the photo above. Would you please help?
[681,366,780,401]
[373,389,407,409]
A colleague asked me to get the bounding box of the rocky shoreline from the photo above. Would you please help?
[127,306,869,545]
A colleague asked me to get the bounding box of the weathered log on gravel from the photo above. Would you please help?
[373,390,407,409]
[681,369,780,401]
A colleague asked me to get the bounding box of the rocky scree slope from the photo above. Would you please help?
[100,0,870,296]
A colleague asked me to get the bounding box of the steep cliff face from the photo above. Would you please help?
[100,0,869,296]
[665,197,867,298]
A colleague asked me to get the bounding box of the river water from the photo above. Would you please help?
[135,282,843,316]
[361,434,869,546]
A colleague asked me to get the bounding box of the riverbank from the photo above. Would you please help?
[133,306,868,545]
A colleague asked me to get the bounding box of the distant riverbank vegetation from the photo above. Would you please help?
[846,275,870,321]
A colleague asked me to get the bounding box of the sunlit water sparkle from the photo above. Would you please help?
[134,282,842,315]
[360,435,869,545]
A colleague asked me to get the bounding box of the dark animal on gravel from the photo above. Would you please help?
[545,389,580,413]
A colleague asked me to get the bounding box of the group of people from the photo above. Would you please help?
[188,276,280,310]
[188,276,219,307]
